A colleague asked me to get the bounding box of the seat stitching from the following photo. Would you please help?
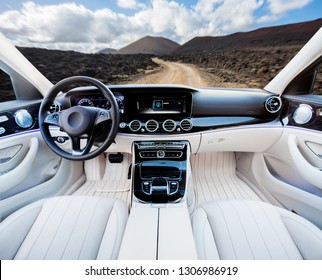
[204,204,238,259]
[257,203,298,259]
[78,197,113,259]
[44,196,79,259]
[230,201,255,259]
[243,201,272,259]
[25,197,63,259]
[7,205,43,259]
[60,197,88,259]
[200,211,218,259]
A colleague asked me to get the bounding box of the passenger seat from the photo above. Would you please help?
[192,200,322,259]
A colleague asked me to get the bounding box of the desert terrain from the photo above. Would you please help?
[1,18,321,102]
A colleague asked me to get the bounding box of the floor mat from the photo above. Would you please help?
[191,152,261,206]
[73,153,132,206]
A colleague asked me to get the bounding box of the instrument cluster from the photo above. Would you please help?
[71,93,124,113]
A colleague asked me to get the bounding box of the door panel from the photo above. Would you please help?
[269,128,322,226]
[0,137,39,194]
[236,126,322,229]
[0,101,85,221]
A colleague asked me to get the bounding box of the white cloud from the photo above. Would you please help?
[267,0,312,15]
[117,0,139,9]
[257,0,312,23]
[0,0,313,53]
[0,1,135,51]
[189,0,265,37]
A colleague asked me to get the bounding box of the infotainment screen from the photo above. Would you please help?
[136,93,190,115]
[121,90,192,118]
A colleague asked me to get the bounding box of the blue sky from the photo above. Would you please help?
[0,0,321,52]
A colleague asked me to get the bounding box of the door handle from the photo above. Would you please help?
[288,134,322,189]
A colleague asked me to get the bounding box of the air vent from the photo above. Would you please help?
[265,96,282,113]
[162,119,176,132]
[49,101,62,113]
[145,120,159,132]
[180,119,193,131]
[129,120,142,132]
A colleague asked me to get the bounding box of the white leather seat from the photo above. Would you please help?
[192,200,322,260]
[0,196,128,259]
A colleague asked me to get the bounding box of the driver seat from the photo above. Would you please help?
[0,196,128,259]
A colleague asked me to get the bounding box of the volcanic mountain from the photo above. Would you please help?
[174,18,322,53]
[114,36,181,55]
[98,48,116,54]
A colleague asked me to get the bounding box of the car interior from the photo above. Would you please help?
[0,27,322,260]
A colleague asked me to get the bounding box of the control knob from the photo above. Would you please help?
[15,109,33,128]
[157,150,165,158]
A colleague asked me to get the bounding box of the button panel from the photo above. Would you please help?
[139,151,183,159]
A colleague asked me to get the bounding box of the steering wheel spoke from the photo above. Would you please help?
[70,132,96,156]
[70,136,89,156]
[43,112,62,127]
[70,136,81,152]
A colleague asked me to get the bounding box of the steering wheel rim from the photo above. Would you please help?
[39,76,120,161]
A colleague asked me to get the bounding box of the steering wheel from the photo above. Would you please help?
[39,76,120,161]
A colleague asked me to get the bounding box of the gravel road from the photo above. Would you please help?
[133,58,209,87]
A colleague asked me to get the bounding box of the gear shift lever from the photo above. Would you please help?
[151,177,168,202]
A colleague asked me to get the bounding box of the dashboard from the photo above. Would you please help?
[62,85,282,134]
[0,85,283,138]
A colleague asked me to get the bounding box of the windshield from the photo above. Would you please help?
[0,1,321,92]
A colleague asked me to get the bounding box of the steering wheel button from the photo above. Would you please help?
[56,136,65,143]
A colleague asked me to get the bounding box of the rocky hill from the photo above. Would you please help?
[174,18,322,53]
[166,19,322,88]
[114,36,180,55]
[0,47,158,102]
[98,48,116,54]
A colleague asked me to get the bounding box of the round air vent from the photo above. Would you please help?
[265,96,282,113]
[162,119,176,132]
[129,120,142,132]
[49,101,62,113]
[145,119,159,132]
[180,119,193,131]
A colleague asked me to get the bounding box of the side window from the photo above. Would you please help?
[0,70,16,103]
[312,63,322,95]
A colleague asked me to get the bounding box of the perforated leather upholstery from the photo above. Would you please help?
[0,196,128,259]
[192,200,322,260]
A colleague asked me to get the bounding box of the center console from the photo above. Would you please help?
[133,141,189,203]
[119,140,197,260]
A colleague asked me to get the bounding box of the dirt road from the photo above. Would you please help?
[133,58,209,87]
